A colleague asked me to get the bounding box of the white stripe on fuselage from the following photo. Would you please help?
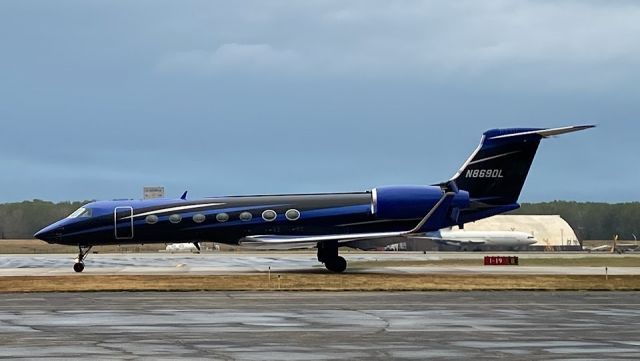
[126,202,226,219]
[468,151,521,165]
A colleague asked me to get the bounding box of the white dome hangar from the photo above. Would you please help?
[457,215,579,247]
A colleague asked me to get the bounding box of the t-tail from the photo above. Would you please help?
[446,125,594,224]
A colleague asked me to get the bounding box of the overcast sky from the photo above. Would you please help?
[1,1,638,203]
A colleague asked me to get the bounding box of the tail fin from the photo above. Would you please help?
[450,125,594,206]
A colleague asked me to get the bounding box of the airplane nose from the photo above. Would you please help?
[34,225,64,243]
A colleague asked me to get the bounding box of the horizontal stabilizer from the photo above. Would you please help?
[412,236,486,246]
[489,125,595,140]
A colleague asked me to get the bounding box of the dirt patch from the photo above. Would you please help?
[1,274,638,293]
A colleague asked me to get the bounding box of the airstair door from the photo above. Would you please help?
[114,206,134,240]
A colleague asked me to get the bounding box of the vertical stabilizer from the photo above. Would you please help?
[450,125,594,206]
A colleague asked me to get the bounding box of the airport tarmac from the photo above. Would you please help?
[0,291,638,360]
[0,252,639,276]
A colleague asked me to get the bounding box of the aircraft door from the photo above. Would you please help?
[114,206,134,240]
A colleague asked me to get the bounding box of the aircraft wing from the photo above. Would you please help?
[412,236,486,246]
[615,243,639,249]
[587,243,640,253]
[238,191,456,250]
[587,245,612,252]
[238,232,408,250]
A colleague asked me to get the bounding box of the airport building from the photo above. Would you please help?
[143,186,165,200]
[459,215,579,247]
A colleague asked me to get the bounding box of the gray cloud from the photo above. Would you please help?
[154,1,640,90]
[157,43,302,74]
[0,1,638,202]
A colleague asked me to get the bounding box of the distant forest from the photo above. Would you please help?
[514,201,640,241]
[0,200,88,240]
[0,200,638,241]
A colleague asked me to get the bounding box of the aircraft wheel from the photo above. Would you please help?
[325,256,347,273]
[73,262,85,273]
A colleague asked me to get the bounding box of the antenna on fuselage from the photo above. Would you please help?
[180,191,188,200]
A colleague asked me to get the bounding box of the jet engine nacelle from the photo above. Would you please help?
[372,185,469,220]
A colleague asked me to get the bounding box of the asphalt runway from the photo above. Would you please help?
[0,291,638,360]
[1,253,639,276]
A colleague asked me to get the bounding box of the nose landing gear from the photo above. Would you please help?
[73,262,85,273]
[74,245,93,273]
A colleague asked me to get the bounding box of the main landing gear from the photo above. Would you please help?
[317,241,347,273]
[74,245,93,273]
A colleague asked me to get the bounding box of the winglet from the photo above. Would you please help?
[180,191,188,200]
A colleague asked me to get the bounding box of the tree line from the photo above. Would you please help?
[0,199,638,240]
[0,200,88,239]
[514,201,640,241]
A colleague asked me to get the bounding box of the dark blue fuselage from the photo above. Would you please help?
[33,125,592,273]
[35,185,470,247]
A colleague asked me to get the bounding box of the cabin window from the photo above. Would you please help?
[216,213,229,222]
[145,215,159,224]
[285,209,300,221]
[239,211,252,221]
[169,214,182,224]
[193,213,206,223]
[262,210,277,222]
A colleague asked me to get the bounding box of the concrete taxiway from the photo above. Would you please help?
[1,252,639,276]
[0,291,638,360]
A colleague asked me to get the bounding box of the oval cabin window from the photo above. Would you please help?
[239,212,252,221]
[262,210,277,222]
[216,213,229,222]
[285,209,300,221]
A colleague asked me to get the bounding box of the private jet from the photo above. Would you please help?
[35,125,593,272]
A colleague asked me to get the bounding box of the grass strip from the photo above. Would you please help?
[350,257,640,268]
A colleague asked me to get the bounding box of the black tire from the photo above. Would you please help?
[73,262,85,273]
[325,256,347,273]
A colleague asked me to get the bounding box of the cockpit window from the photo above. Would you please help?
[67,207,92,219]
